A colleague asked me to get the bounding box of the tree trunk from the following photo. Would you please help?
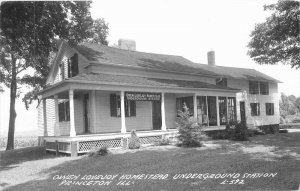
[6,55,17,150]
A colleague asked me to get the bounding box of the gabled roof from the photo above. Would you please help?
[73,42,280,83]
[66,73,239,91]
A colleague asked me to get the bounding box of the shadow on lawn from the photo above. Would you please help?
[0,147,55,170]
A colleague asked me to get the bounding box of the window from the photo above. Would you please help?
[176,96,193,116]
[216,78,227,87]
[260,82,269,95]
[68,53,79,78]
[218,97,227,125]
[58,101,70,122]
[110,94,136,117]
[250,103,260,116]
[249,81,269,95]
[249,81,259,94]
[197,96,208,125]
[266,103,274,115]
[227,97,236,123]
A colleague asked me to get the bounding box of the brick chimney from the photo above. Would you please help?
[118,39,136,51]
[207,51,215,66]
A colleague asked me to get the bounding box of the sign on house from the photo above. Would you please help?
[125,92,161,101]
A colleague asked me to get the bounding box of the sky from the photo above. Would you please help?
[0,0,299,135]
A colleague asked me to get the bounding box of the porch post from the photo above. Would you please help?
[69,89,76,137]
[161,92,167,131]
[120,91,126,133]
[90,90,96,132]
[42,99,48,136]
[54,95,60,136]
[216,96,220,126]
[193,94,197,119]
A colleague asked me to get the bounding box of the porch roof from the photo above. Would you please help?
[64,73,239,91]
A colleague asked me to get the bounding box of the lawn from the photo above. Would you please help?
[0,133,299,191]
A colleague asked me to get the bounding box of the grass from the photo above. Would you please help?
[0,133,299,191]
[0,136,38,150]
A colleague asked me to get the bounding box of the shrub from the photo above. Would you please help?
[259,124,279,134]
[229,121,249,141]
[211,131,230,140]
[87,147,108,157]
[154,138,170,146]
[128,129,141,149]
[176,104,206,147]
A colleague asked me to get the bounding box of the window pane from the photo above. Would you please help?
[197,96,208,125]
[249,81,259,94]
[227,97,236,123]
[266,103,274,115]
[218,97,227,125]
[260,82,269,95]
[208,96,217,126]
[251,103,260,116]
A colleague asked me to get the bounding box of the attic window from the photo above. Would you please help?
[68,53,79,78]
[216,78,227,87]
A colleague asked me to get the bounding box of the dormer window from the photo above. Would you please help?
[216,78,227,87]
[68,53,79,78]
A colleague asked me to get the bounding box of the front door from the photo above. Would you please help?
[84,94,90,133]
[240,101,246,124]
[152,101,162,130]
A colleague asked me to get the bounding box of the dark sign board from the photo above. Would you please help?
[125,92,161,101]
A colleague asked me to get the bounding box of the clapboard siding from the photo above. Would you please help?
[228,79,280,126]
[94,91,153,133]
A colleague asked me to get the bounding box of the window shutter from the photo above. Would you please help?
[67,59,71,78]
[61,62,65,79]
[66,101,70,121]
[131,101,136,116]
[71,54,79,77]
[58,103,64,122]
[110,94,117,117]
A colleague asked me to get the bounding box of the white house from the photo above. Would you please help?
[38,39,280,156]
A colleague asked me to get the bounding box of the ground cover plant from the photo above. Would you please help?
[1,132,299,191]
[128,129,141,149]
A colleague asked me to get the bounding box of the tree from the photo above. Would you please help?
[279,93,298,118]
[248,0,300,69]
[85,18,109,45]
[0,1,108,150]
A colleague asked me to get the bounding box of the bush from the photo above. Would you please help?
[279,129,288,133]
[211,131,230,140]
[259,124,279,134]
[229,122,249,141]
[176,104,206,147]
[153,138,170,146]
[87,147,108,157]
[128,129,141,149]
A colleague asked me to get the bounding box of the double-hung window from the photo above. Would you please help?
[58,101,70,122]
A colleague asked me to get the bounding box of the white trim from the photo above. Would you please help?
[120,91,126,133]
[43,99,48,136]
[216,96,220,127]
[54,95,60,136]
[193,94,197,119]
[69,89,76,137]
[161,92,167,131]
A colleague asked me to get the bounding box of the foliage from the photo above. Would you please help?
[0,1,108,150]
[176,103,206,147]
[248,0,300,69]
[279,129,288,133]
[279,93,300,119]
[85,18,109,45]
[229,122,250,141]
[258,124,279,134]
[153,138,170,146]
[87,147,108,157]
[211,131,230,140]
[128,129,141,149]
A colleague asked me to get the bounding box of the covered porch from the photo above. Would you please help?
[39,73,239,156]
